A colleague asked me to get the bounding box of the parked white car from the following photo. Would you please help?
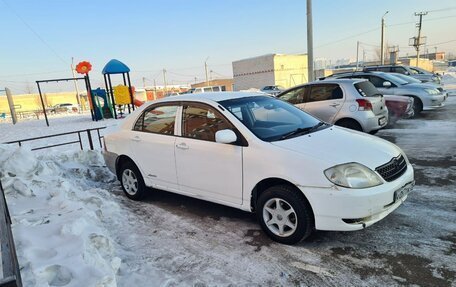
[103,92,414,244]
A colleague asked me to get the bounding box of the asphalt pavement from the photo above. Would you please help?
[105,95,456,286]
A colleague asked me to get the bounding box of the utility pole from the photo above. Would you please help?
[356,41,360,70]
[414,11,428,66]
[163,69,167,94]
[380,11,389,65]
[204,57,209,85]
[306,0,314,82]
[71,57,81,110]
[142,77,146,88]
[363,49,366,64]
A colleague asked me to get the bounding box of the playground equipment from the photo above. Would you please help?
[102,59,135,119]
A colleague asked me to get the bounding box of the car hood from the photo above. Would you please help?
[271,126,402,170]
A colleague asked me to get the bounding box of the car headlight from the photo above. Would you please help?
[324,163,383,189]
[424,88,440,95]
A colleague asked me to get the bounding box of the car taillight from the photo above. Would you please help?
[356,99,373,111]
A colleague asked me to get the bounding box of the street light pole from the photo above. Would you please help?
[380,11,389,65]
[204,57,209,85]
[306,0,314,82]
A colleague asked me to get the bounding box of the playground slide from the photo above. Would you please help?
[133,99,145,107]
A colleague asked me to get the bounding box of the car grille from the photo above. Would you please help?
[375,155,407,182]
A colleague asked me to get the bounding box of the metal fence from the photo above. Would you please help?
[4,127,106,151]
[0,180,22,287]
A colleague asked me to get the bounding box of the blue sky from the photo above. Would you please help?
[0,0,455,93]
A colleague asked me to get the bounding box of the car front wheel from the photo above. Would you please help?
[119,161,146,200]
[257,185,314,244]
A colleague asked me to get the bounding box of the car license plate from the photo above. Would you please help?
[379,117,387,126]
[394,181,414,202]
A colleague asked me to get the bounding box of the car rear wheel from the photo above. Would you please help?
[119,161,146,200]
[335,119,363,132]
[257,185,314,244]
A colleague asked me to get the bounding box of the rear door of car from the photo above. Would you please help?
[130,103,179,191]
[304,83,344,123]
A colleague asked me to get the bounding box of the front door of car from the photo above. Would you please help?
[277,86,308,110]
[174,103,243,205]
[130,104,179,191]
[368,75,398,95]
[304,84,344,123]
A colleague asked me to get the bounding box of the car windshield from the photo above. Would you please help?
[380,73,409,86]
[219,96,324,142]
[391,73,422,84]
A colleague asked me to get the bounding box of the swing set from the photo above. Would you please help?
[35,60,137,127]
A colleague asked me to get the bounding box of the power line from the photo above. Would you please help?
[1,0,68,65]
[315,27,380,48]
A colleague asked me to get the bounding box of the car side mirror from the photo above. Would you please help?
[215,129,237,144]
[383,81,392,88]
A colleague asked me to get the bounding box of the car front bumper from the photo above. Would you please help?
[300,162,414,231]
[102,151,118,175]
[422,93,447,110]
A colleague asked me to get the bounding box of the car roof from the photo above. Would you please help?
[329,71,388,77]
[364,64,406,68]
[152,92,266,103]
[277,78,367,95]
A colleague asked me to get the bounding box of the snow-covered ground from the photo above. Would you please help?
[0,75,455,286]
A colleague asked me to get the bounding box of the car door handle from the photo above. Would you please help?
[329,103,340,108]
[131,136,141,142]
[176,143,189,150]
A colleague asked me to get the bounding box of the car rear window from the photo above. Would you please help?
[354,81,381,97]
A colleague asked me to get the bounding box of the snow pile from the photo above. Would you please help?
[0,145,121,287]
[442,72,456,92]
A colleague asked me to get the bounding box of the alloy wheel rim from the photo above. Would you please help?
[262,198,297,237]
[122,169,138,195]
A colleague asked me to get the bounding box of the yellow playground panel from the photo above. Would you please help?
[113,85,131,105]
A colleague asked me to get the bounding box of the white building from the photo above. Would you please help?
[232,54,308,91]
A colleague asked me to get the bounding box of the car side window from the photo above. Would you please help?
[134,105,178,135]
[279,87,307,104]
[378,67,391,72]
[308,84,342,102]
[182,104,234,142]
[368,76,385,88]
[392,67,407,74]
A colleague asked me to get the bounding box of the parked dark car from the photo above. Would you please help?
[363,65,441,84]
[383,95,414,124]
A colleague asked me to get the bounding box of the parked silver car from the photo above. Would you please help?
[363,65,441,84]
[326,71,447,113]
[260,85,285,96]
[277,79,388,133]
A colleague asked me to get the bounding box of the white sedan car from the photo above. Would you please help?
[103,92,414,244]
